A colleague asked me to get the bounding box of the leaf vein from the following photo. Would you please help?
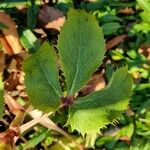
[35,54,61,97]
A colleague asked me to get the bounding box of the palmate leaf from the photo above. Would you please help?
[23,10,133,136]
[0,76,4,118]
[23,42,62,112]
[58,9,105,96]
[67,66,133,135]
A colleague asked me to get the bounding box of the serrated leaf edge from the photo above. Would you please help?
[66,66,132,135]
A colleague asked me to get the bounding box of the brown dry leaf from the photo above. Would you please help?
[19,91,28,98]
[0,35,13,55]
[18,71,25,84]
[8,58,17,72]
[34,28,47,38]
[139,44,150,60]
[0,11,22,54]
[10,90,20,97]
[0,50,5,72]
[5,94,24,115]
[0,129,18,146]
[80,71,106,96]
[5,72,20,91]
[18,51,31,61]
[125,108,134,117]
[38,5,65,31]
[16,85,25,91]
[106,34,128,50]
[119,7,134,15]
[119,136,131,144]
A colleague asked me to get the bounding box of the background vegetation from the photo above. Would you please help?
[0,0,150,149]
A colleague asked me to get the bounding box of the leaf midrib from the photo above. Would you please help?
[68,25,82,95]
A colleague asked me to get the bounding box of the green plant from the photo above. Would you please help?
[22,9,133,135]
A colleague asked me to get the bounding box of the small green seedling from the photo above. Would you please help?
[23,9,132,135]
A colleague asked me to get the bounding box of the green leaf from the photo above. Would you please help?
[137,0,150,13]
[19,28,41,53]
[117,123,134,139]
[67,66,132,135]
[140,11,150,23]
[22,129,49,150]
[95,136,117,148]
[27,0,39,30]
[100,14,123,23]
[137,0,150,24]
[102,22,122,36]
[132,22,150,33]
[58,9,105,96]
[0,76,4,118]
[0,0,41,8]
[23,42,62,112]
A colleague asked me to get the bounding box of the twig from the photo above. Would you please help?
[28,110,84,150]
